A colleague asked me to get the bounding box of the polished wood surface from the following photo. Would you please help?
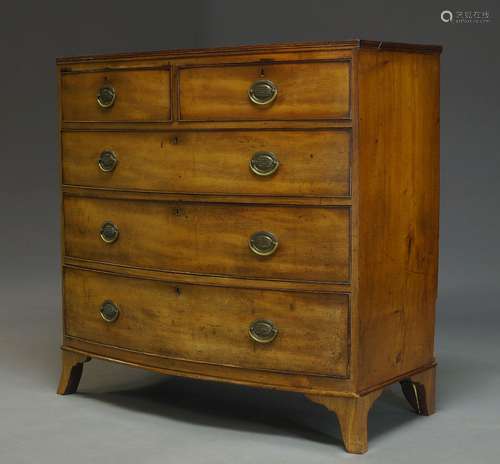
[62,184,353,207]
[57,40,441,454]
[61,67,171,122]
[355,49,440,390]
[56,39,442,65]
[63,333,437,399]
[63,196,351,283]
[307,388,383,453]
[64,268,350,376]
[178,60,350,121]
[62,129,351,197]
[63,258,351,293]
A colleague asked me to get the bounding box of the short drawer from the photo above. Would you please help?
[61,67,171,122]
[62,130,351,197]
[63,197,350,283]
[64,268,350,377]
[178,60,350,121]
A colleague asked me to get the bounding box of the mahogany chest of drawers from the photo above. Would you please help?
[56,40,441,454]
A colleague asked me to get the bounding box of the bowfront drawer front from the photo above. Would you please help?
[64,268,350,377]
[61,67,171,122]
[62,130,351,197]
[63,197,350,283]
[178,60,350,121]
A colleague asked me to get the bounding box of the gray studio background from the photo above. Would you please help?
[1,1,499,463]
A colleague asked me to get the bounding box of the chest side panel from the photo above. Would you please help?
[356,49,440,391]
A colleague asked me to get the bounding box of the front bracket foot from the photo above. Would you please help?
[57,350,91,395]
[306,389,383,454]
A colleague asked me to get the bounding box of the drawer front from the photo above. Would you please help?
[62,130,351,197]
[61,67,171,122]
[64,268,350,377]
[178,61,350,121]
[64,197,350,283]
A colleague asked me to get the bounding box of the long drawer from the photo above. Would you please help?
[61,67,171,122]
[63,197,350,283]
[178,60,350,121]
[64,268,350,377]
[62,130,351,197]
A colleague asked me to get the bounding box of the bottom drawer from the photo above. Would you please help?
[64,268,350,377]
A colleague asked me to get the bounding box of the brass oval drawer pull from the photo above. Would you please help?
[98,150,118,172]
[249,319,278,344]
[248,79,278,105]
[250,151,279,176]
[100,300,120,323]
[99,221,119,244]
[97,85,116,108]
[249,231,278,256]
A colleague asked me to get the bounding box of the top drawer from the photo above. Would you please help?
[178,60,350,121]
[61,67,171,123]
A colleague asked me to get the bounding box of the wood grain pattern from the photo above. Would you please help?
[61,67,171,122]
[178,60,350,121]
[63,196,351,283]
[63,336,358,394]
[64,268,350,376]
[307,389,383,453]
[63,260,351,293]
[57,41,441,454]
[56,39,442,65]
[61,337,435,397]
[355,49,440,390]
[62,129,351,197]
[61,184,353,207]
[62,120,352,132]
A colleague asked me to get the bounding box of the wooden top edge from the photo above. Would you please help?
[56,39,443,64]
[358,39,442,53]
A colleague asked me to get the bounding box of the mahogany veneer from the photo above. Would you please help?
[57,39,441,453]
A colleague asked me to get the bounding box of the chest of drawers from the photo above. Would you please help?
[56,40,441,454]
